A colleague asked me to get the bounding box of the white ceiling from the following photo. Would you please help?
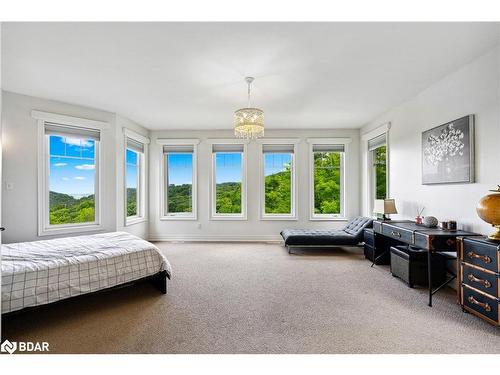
[2,22,499,130]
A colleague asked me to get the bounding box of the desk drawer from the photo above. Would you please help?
[364,229,375,246]
[462,285,499,325]
[382,224,413,244]
[462,240,498,273]
[462,263,498,298]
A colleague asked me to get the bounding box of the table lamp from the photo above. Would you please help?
[373,199,398,220]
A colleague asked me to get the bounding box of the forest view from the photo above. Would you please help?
[374,145,387,199]
[313,152,342,215]
[49,191,95,224]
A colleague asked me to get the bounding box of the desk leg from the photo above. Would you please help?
[427,250,433,307]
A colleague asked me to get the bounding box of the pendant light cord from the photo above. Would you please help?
[247,80,251,108]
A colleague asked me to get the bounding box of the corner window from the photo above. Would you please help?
[162,143,197,219]
[310,143,345,220]
[211,143,247,220]
[261,143,296,219]
[125,135,147,224]
[42,123,101,234]
[368,134,387,202]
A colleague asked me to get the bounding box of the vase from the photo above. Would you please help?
[476,185,500,241]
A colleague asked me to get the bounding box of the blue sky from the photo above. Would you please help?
[165,152,290,185]
[215,153,242,183]
[126,149,138,189]
[264,153,291,176]
[167,153,193,185]
[49,135,95,197]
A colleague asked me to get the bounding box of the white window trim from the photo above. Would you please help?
[257,139,299,221]
[307,138,351,221]
[124,128,150,226]
[34,111,108,236]
[362,122,391,216]
[157,138,199,221]
[209,139,249,221]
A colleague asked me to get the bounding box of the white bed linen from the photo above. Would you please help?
[1,231,171,313]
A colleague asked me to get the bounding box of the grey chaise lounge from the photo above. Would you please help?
[280,216,374,254]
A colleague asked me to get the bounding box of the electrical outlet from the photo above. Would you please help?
[6,182,14,191]
[197,223,202,229]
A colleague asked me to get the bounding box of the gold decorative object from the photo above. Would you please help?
[234,77,264,139]
[476,185,500,241]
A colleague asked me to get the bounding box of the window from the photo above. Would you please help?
[39,121,102,235]
[125,132,148,225]
[309,142,346,220]
[211,143,247,219]
[161,142,198,219]
[261,143,296,219]
[368,133,387,201]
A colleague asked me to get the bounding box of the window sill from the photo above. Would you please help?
[125,217,148,226]
[38,223,104,237]
[261,216,298,221]
[160,215,197,221]
[210,215,247,221]
[309,217,347,222]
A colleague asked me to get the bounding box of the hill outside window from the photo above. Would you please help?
[34,111,108,236]
[308,138,350,220]
[160,140,199,220]
[210,142,247,220]
[125,130,149,225]
[259,141,298,220]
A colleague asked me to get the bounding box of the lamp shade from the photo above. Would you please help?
[373,199,398,215]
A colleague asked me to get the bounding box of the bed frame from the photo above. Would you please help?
[1,270,168,317]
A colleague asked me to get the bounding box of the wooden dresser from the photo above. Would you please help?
[458,237,500,326]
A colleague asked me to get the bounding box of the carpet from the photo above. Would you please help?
[2,242,499,353]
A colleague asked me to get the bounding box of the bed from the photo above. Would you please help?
[1,231,172,314]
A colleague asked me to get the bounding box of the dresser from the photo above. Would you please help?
[458,237,500,326]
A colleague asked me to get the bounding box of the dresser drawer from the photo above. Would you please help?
[461,263,498,298]
[462,240,498,273]
[382,224,413,244]
[462,285,499,324]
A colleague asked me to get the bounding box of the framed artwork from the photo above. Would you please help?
[422,115,474,184]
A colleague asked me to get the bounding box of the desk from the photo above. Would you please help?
[372,220,479,306]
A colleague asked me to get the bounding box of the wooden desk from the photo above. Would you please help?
[372,220,479,306]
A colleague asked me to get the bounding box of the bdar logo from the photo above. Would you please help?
[1,340,17,354]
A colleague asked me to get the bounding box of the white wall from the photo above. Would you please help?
[149,129,360,241]
[1,92,150,243]
[361,46,500,235]
[115,115,150,239]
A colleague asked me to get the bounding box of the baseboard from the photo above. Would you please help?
[148,234,283,243]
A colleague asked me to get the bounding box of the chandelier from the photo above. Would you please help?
[234,77,264,139]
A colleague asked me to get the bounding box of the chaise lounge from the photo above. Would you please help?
[280,216,374,254]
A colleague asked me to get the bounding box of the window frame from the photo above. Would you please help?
[369,141,387,203]
[307,138,351,221]
[158,138,199,221]
[209,139,249,221]
[124,128,149,226]
[362,123,391,217]
[34,110,109,236]
[258,139,299,221]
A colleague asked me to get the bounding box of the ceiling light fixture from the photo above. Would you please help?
[234,77,264,139]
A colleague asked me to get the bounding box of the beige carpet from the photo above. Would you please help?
[2,242,499,354]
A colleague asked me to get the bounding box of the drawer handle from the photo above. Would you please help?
[467,273,492,288]
[391,231,401,238]
[466,251,492,264]
[467,296,492,312]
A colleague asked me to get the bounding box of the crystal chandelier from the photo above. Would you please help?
[234,77,264,139]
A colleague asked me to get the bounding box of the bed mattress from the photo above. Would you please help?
[1,231,171,313]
